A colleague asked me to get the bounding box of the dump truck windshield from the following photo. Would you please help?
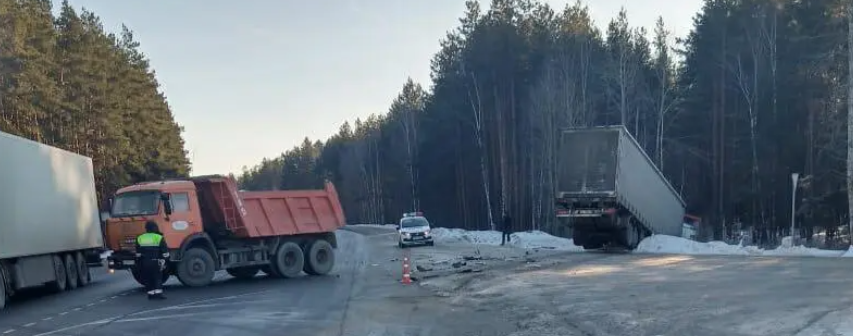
[112,191,160,217]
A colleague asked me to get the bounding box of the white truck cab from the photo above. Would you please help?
[397,212,434,248]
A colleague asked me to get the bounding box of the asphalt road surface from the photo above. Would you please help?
[11,225,849,336]
[0,230,509,336]
[420,249,853,336]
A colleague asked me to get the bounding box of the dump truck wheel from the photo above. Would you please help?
[226,267,260,279]
[75,252,90,287]
[47,255,67,293]
[271,242,304,278]
[303,240,335,276]
[177,248,215,287]
[64,255,79,290]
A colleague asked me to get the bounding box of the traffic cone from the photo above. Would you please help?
[401,251,412,285]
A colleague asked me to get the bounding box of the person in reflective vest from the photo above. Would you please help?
[135,221,169,300]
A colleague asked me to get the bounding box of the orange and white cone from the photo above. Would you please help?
[401,252,412,285]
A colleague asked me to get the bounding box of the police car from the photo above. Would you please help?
[397,212,434,248]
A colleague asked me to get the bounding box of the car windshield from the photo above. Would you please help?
[401,217,429,228]
[111,191,160,217]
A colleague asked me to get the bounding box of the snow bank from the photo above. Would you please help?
[348,224,398,229]
[637,234,853,258]
[431,228,584,251]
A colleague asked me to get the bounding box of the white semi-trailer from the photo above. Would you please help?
[555,126,686,250]
[0,131,105,309]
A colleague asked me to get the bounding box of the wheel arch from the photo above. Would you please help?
[178,233,218,264]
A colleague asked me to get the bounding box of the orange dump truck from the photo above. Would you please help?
[103,175,345,287]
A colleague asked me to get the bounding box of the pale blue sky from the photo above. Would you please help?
[57,0,703,175]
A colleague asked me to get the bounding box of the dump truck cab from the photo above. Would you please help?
[105,180,206,285]
[106,180,203,256]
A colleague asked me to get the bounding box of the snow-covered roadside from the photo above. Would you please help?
[636,234,853,258]
[431,228,584,251]
[348,224,398,229]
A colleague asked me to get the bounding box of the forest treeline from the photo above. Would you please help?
[0,0,190,205]
[234,0,848,244]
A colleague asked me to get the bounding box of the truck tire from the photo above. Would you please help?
[64,254,79,290]
[75,252,90,287]
[176,248,216,287]
[303,239,335,276]
[226,266,260,279]
[47,255,67,293]
[271,242,304,278]
[0,266,7,310]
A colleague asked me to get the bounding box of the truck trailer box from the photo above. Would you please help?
[0,131,103,259]
[557,126,685,237]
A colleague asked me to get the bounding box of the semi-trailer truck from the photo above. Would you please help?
[0,131,105,310]
[104,175,346,287]
[555,126,685,250]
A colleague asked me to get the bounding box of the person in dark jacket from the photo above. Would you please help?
[501,214,512,246]
[135,221,169,300]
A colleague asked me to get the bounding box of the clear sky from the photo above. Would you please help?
[57,0,703,176]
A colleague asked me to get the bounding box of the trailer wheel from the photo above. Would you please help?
[75,252,90,286]
[64,255,79,290]
[176,248,216,287]
[226,267,260,279]
[47,255,67,293]
[0,266,7,310]
[271,242,304,278]
[303,240,335,276]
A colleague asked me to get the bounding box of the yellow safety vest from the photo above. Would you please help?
[137,233,164,247]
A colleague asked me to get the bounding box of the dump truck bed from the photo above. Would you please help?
[0,131,103,259]
[192,176,345,238]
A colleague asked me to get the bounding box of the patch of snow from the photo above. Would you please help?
[842,246,853,258]
[348,224,398,229]
[100,250,113,259]
[637,234,851,258]
[431,228,583,251]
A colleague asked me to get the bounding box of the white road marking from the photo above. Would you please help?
[3,329,14,334]
[85,303,94,307]
[72,308,81,311]
[41,317,51,321]
[98,299,106,303]
[32,289,277,336]
[59,312,68,316]
[110,296,117,299]
[23,323,35,327]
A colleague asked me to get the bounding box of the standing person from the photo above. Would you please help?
[501,213,512,246]
[135,221,169,300]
